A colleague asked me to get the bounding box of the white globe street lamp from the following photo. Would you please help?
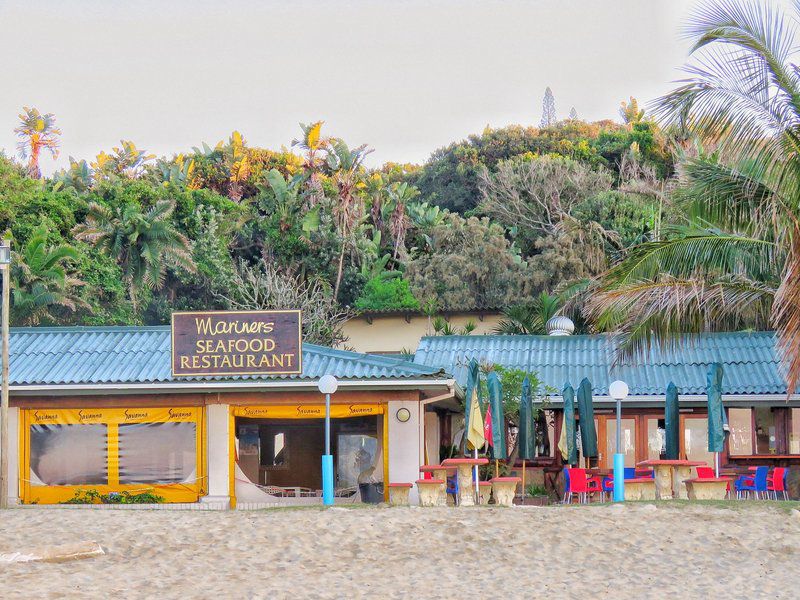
[317,375,339,505]
[609,380,629,503]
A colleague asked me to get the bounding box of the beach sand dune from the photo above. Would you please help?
[0,503,797,599]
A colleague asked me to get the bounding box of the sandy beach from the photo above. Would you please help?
[1,503,799,599]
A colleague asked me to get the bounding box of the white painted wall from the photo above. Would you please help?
[387,399,422,504]
[202,404,230,507]
[6,407,19,505]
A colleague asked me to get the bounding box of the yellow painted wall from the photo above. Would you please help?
[341,313,503,353]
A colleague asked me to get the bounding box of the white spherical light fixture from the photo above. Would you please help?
[317,374,338,395]
[608,380,629,400]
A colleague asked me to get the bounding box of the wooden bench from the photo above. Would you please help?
[387,483,412,505]
[684,477,731,500]
[478,481,492,505]
[415,479,446,507]
[490,477,521,506]
[623,477,656,501]
[419,465,457,504]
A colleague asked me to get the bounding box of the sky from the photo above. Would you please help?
[0,0,698,174]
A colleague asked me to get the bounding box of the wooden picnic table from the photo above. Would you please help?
[637,460,707,499]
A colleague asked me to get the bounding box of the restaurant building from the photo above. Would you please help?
[413,330,800,496]
[4,326,459,508]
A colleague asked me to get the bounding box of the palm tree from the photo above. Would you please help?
[292,121,330,202]
[15,107,61,179]
[53,157,93,192]
[10,226,88,325]
[494,292,563,335]
[588,0,800,390]
[73,199,195,309]
[386,182,418,262]
[325,139,373,300]
[92,140,155,182]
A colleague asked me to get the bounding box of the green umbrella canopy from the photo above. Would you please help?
[487,371,507,460]
[562,382,578,465]
[707,363,727,453]
[577,378,598,458]
[518,376,535,461]
[462,358,480,455]
[665,382,680,460]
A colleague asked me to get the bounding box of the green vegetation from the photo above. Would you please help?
[0,102,672,345]
[65,489,165,504]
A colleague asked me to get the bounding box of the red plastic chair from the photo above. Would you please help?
[566,468,601,504]
[696,466,715,478]
[696,465,731,497]
[768,467,788,500]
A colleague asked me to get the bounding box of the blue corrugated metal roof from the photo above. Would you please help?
[5,326,445,386]
[413,331,786,396]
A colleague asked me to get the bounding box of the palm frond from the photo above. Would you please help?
[604,227,778,286]
[587,274,774,364]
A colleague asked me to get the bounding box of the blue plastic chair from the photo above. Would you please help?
[446,475,458,505]
[562,467,571,503]
[601,476,613,501]
[735,466,770,499]
[601,467,637,501]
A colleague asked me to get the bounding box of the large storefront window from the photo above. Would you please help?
[728,408,753,455]
[754,407,777,454]
[30,424,108,486]
[647,418,665,460]
[606,418,637,467]
[683,417,715,465]
[22,408,204,504]
[118,422,197,485]
[791,409,800,455]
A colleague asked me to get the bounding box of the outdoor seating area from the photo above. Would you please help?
[561,464,793,503]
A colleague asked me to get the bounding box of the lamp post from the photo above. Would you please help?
[608,380,629,503]
[317,374,338,506]
[0,237,10,509]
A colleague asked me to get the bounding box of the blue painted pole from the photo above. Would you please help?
[613,397,625,502]
[322,392,334,506]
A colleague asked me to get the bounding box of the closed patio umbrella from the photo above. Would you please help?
[665,382,680,460]
[518,376,535,496]
[463,358,484,502]
[577,378,598,461]
[558,382,578,466]
[462,358,480,456]
[487,371,507,477]
[707,363,728,477]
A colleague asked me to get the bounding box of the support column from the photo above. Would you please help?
[6,407,19,505]
[201,404,231,508]
[388,399,421,504]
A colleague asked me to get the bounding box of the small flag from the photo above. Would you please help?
[484,402,493,447]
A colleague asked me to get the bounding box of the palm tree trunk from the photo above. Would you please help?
[333,243,346,301]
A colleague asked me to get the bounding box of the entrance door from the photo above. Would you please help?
[645,416,666,461]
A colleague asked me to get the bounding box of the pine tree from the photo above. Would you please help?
[569,106,578,120]
[540,87,557,127]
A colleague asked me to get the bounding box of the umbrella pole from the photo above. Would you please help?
[473,447,480,504]
[715,452,719,478]
[522,459,526,499]
[495,459,499,479]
